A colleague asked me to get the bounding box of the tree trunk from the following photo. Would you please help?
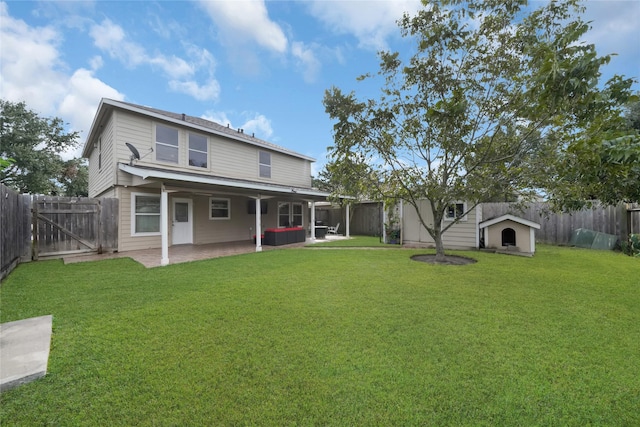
[434,227,446,261]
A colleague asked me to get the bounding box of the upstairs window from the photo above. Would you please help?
[259,151,271,178]
[445,202,466,221]
[156,124,179,163]
[189,132,208,168]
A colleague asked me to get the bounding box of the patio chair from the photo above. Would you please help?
[327,223,340,235]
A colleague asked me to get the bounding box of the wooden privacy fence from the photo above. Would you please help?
[1,184,32,281]
[32,196,118,259]
[315,202,383,237]
[481,202,640,245]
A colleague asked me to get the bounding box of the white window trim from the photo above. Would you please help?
[291,202,303,227]
[155,123,180,164]
[444,201,468,222]
[131,192,161,236]
[209,197,231,220]
[259,151,271,179]
[188,132,208,169]
[277,202,304,228]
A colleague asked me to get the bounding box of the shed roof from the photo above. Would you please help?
[479,214,541,230]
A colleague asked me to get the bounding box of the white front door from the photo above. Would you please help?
[172,198,193,245]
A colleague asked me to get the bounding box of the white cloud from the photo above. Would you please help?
[89,19,193,79]
[291,41,321,83]
[0,2,67,115]
[202,111,232,128]
[88,18,221,101]
[241,113,273,139]
[169,79,221,101]
[59,68,125,158]
[0,3,124,159]
[197,0,288,53]
[202,110,273,140]
[582,1,640,82]
[307,0,421,51]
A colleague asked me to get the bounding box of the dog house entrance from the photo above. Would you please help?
[501,228,516,246]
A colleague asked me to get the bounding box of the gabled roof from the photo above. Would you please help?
[82,98,315,162]
[479,214,541,229]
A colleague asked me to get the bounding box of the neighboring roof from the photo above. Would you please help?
[119,163,331,199]
[479,214,541,229]
[82,98,315,162]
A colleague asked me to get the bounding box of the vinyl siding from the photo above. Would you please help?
[87,115,116,198]
[193,195,262,244]
[108,112,312,188]
[119,188,309,251]
[210,137,311,187]
[118,187,162,252]
[402,199,479,250]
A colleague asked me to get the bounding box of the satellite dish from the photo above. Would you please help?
[126,143,140,165]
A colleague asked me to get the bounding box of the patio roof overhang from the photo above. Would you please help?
[118,163,347,266]
[118,163,331,201]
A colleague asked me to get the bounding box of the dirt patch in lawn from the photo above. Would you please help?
[411,254,477,265]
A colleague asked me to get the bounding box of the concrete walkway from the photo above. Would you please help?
[0,315,53,392]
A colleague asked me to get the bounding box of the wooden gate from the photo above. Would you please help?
[32,196,118,259]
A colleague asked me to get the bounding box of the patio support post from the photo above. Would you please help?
[255,197,262,252]
[160,184,169,266]
[345,203,350,237]
[310,201,316,242]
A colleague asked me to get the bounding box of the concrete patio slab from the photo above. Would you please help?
[62,236,352,268]
[0,315,53,392]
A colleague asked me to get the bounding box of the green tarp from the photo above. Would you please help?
[569,228,618,250]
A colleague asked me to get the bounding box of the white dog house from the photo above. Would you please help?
[479,214,541,255]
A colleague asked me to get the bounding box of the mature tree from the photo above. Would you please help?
[548,93,640,209]
[625,96,640,131]
[323,0,635,260]
[59,159,89,197]
[314,155,377,229]
[0,100,80,194]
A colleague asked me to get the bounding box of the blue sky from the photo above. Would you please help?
[1,1,639,176]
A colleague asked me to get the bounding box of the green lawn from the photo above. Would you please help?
[1,245,638,425]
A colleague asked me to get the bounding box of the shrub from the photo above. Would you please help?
[621,234,640,257]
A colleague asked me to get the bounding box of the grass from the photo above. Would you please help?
[1,245,639,425]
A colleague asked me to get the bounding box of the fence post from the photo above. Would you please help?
[97,199,103,254]
[32,199,39,261]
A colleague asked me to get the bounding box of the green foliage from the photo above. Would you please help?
[0,156,14,170]
[323,0,634,258]
[59,158,89,197]
[0,99,82,195]
[547,89,640,210]
[621,234,640,257]
[1,246,639,425]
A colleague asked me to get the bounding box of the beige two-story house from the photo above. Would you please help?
[82,98,332,265]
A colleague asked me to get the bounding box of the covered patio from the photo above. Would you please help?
[118,163,351,266]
